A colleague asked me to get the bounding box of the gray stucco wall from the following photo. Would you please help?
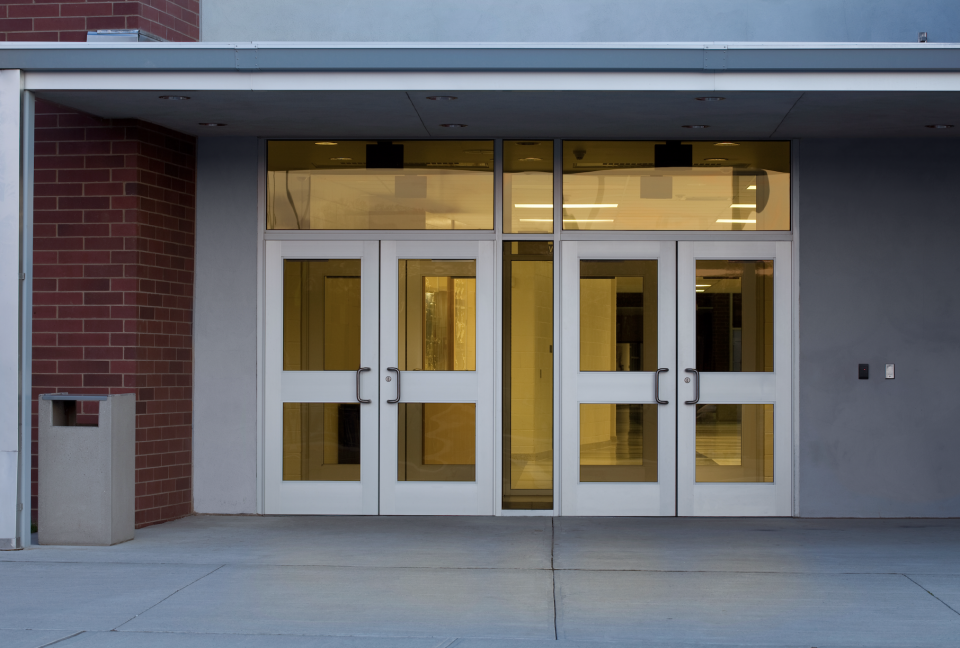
[799,139,960,517]
[202,0,959,43]
[194,137,260,514]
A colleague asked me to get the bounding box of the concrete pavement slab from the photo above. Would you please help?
[5,516,553,570]
[555,570,960,646]
[0,629,84,648]
[121,564,556,639]
[554,518,960,574]
[0,562,221,632]
[906,574,960,614]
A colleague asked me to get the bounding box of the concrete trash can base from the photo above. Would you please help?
[38,394,135,546]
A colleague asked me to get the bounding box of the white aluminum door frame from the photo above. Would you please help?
[379,240,496,515]
[560,240,677,516]
[677,241,792,516]
[264,240,380,514]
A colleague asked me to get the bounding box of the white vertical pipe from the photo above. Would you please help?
[0,70,23,550]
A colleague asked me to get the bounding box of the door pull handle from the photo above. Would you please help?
[387,367,401,403]
[356,367,371,404]
[684,368,700,405]
[655,368,669,405]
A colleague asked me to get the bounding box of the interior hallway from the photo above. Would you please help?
[2,515,960,647]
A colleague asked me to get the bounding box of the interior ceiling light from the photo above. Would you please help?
[519,157,542,161]
[159,95,189,100]
[925,124,954,129]
[682,124,709,129]
[515,204,619,209]
[518,219,554,222]
[730,203,757,209]
[330,157,352,161]
[696,284,711,287]
[440,123,467,128]
[562,219,615,223]
[426,96,458,101]
[696,289,706,292]
[199,123,226,127]
[314,141,338,146]
[696,96,725,102]
[704,158,727,162]
[747,185,757,190]
[717,219,757,223]
[714,142,739,146]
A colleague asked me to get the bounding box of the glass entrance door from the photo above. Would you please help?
[264,240,495,515]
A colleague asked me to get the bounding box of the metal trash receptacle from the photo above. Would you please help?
[38,393,135,546]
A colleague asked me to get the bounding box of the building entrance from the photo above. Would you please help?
[264,240,495,515]
[560,240,792,516]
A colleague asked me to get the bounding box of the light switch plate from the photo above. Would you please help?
[885,364,895,379]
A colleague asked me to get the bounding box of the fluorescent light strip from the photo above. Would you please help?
[695,284,711,287]
[515,204,619,209]
[518,219,553,222]
[730,204,757,209]
[695,289,705,293]
[717,219,757,224]
[519,218,616,223]
[747,185,757,190]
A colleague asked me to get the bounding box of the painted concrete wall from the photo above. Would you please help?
[799,139,960,517]
[194,138,259,514]
[202,0,960,43]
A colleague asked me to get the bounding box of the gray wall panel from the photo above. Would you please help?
[800,139,960,517]
[202,0,960,43]
[194,137,259,514]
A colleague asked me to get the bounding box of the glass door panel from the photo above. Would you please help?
[678,242,791,516]
[265,240,380,514]
[380,241,494,515]
[560,240,676,516]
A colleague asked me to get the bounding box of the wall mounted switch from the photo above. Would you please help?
[885,364,895,379]
[858,364,869,379]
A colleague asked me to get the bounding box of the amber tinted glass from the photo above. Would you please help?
[580,260,658,372]
[504,141,554,234]
[283,403,360,481]
[503,242,554,510]
[580,404,658,482]
[398,260,476,371]
[398,403,476,482]
[695,404,773,483]
[267,140,493,230]
[283,259,360,371]
[562,141,789,230]
[696,260,773,372]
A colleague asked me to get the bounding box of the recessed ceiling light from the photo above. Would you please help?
[515,204,620,209]
[730,204,757,209]
[199,123,226,127]
[331,157,352,161]
[159,95,189,100]
[925,124,954,129]
[747,185,757,190]
[717,219,757,223]
[440,123,467,128]
[314,141,338,146]
[427,96,458,101]
[696,284,711,287]
[696,289,706,293]
[516,141,541,146]
[519,157,542,161]
[695,96,725,102]
[682,125,709,129]
[714,142,740,147]
[704,158,728,162]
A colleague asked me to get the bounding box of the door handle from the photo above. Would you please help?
[356,367,371,404]
[684,368,700,405]
[387,367,400,403]
[655,368,669,404]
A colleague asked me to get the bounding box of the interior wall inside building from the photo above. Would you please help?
[799,138,960,517]
[194,137,259,514]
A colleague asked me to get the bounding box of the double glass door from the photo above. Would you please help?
[264,240,494,515]
[560,240,792,517]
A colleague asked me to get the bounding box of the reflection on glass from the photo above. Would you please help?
[283,259,361,371]
[696,404,773,482]
[283,403,360,481]
[580,260,658,372]
[398,260,476,371]
[696,260,773,372]
[504,141,554,234]
[580,404,658,482]
[398,403,476,481]
[503,242,554,509]
[267,140,493,230]
[562,141,790,230]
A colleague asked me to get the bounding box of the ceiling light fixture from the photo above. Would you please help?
[562,219,615,223]
[717,219,757,223]
[704,158,728,162]
[683,125,709,129]
[426,96,458,101]
[925,124,954,129]
[747,185,757,190]
[696,289,706,293]
[696,284,711,287]
[695,96,725,102]
[515,203,620,209]
[198,123,226,127]
[440,123,467,128]
[465,149,493,155]
[314,141,338,146]
[730,203,757,209]
[330,157,353,161]
[714,142,740,147]
[518,219,554,222]
[519,157,542,161]
[159,95,189,100]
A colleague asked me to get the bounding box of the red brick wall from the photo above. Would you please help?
[32,100,196,528]
[0,0,200,42]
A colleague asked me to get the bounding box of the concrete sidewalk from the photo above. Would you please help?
[2,516,959,647]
